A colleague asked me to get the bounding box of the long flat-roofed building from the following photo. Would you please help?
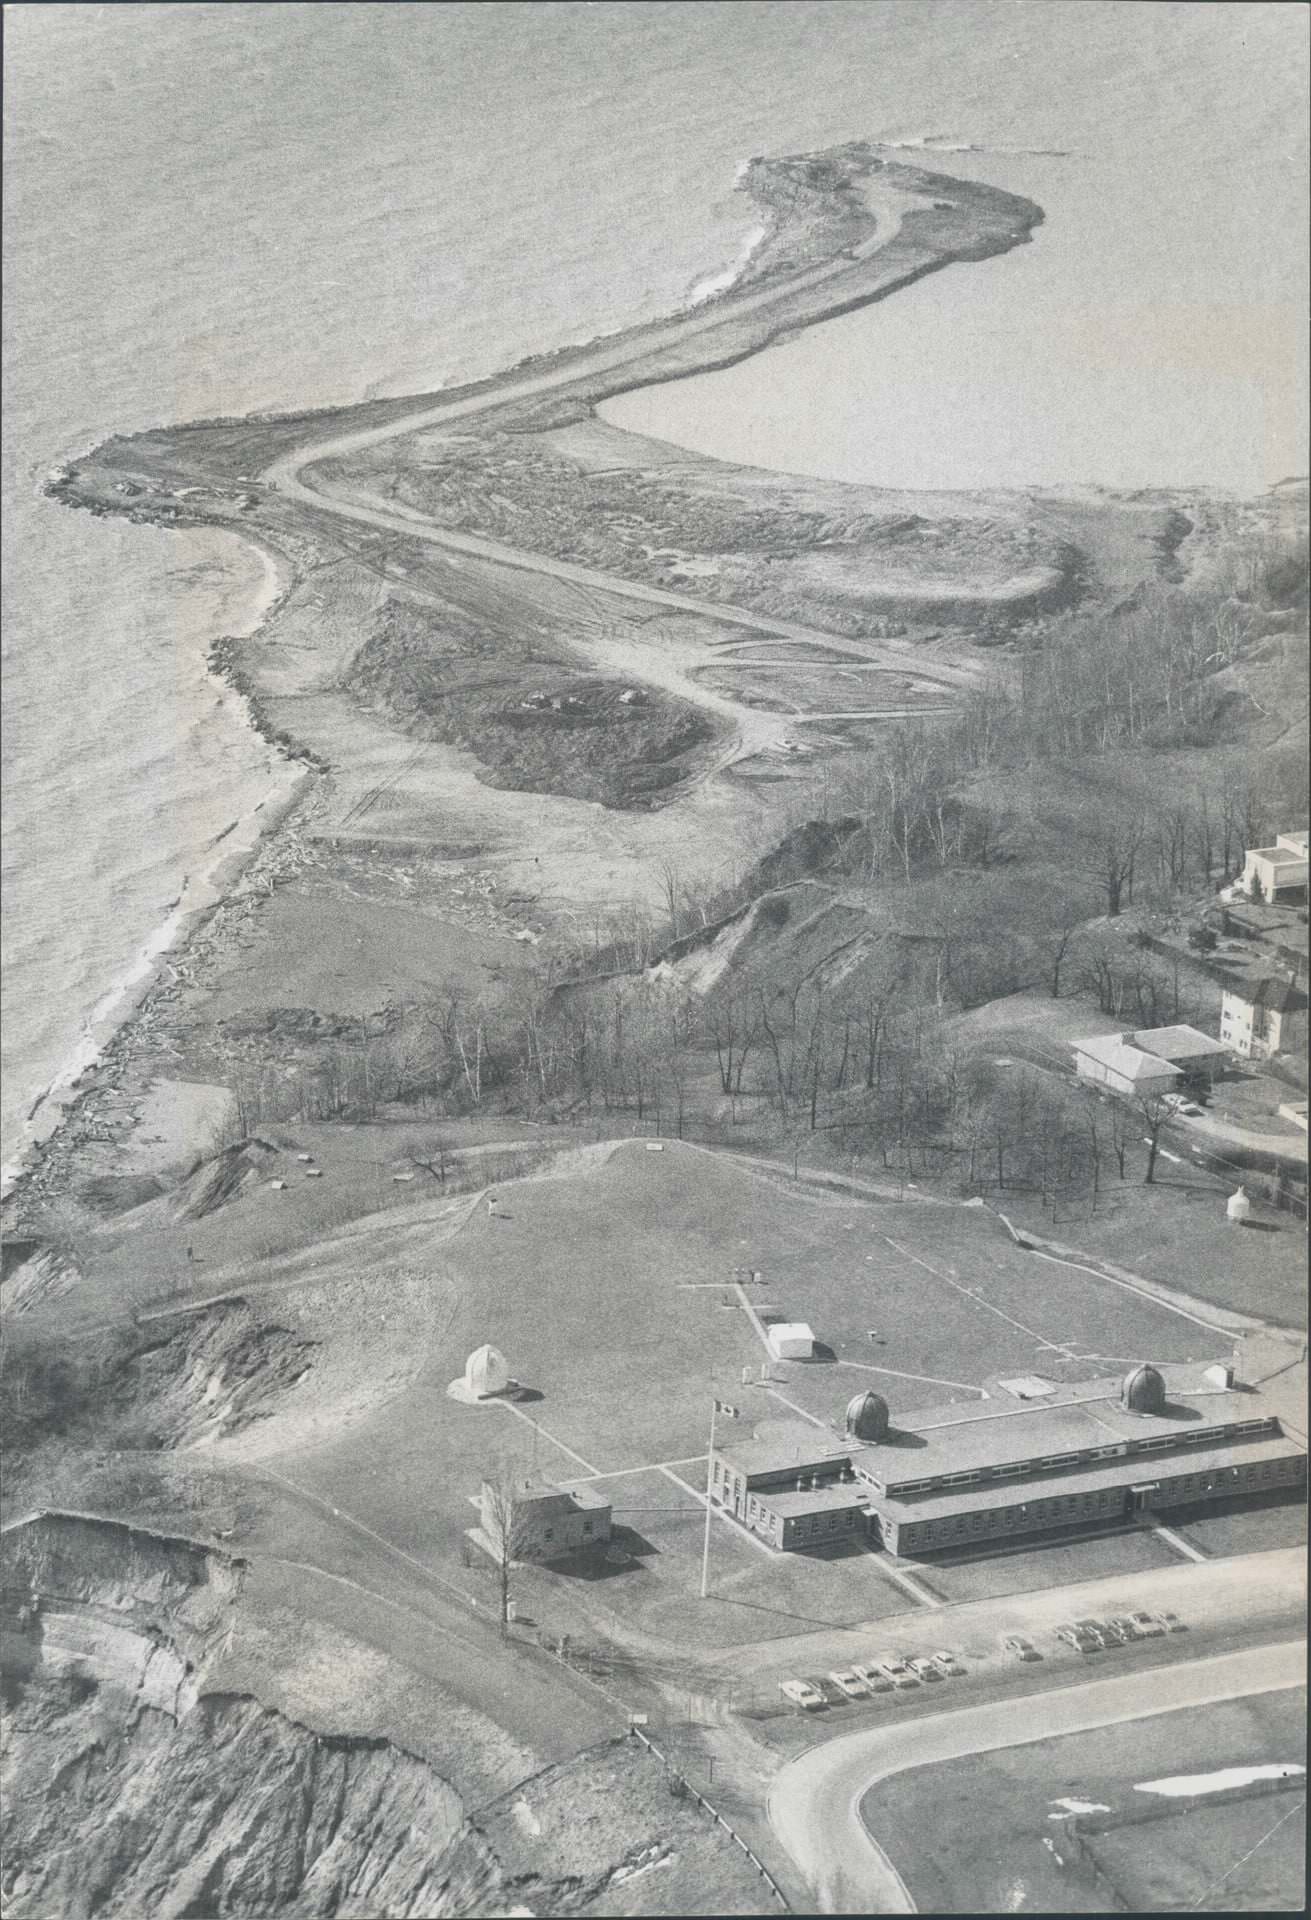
[709,1362,1305,1558]
[855,1363,1305,1555]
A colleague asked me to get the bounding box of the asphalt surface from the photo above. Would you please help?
[766,1637,1307,1914]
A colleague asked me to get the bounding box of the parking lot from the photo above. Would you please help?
[768,1602,1192,1718]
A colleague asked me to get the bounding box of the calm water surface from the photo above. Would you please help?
[3,1,1307,1174]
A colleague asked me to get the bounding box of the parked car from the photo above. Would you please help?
[1157,1611,1187,1633]
[1110,1615,1142,1641]
[1003,1635,1041,1662]
[909,1656,944,1682]
[854,1662,895,1693]
[779,1678,826,1711]
[828,1668,868,1701]
[1163,1093,1203,1116]
[1129,1610,1165,1637]
[932,1650,965,1677]
[1059,1625,1101,1654]
[1097,1619,1128,1646]
[878,1658,919,1689]
[1075,1617,1112,1646]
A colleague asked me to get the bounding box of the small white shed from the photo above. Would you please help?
[1226,1187,1252,1226]
[767,1322,816,1361]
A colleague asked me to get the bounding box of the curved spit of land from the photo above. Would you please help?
[54,147,1049,799]
[17,145,1057,1206]
[262,159,1040,758]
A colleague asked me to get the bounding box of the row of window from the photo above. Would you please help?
[893,1454,1304,1547]
[887,1421,1276,1498]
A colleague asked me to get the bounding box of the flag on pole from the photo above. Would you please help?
[713,1399,739,1418]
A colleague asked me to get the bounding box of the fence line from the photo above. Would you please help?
[628,1724,790,1911]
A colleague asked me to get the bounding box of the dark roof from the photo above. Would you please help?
[1239,975,1308,1013]
[872,1433,1305,1523]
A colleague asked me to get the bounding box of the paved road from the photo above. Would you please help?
[766,1638,1307,1915]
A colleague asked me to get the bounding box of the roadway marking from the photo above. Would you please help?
[658,1465,778,1560]
[1152,1521,1208,1564]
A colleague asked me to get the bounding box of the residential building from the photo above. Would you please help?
[1220,974,1309,1060]
[477,1475,612,1563]
[1242,830,1309,902]
[1071,1033,1181,1097]
[1127,1024,1230,1085]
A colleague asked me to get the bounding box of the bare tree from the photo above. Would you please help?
[1135,1091,1173,1185]
[479,1466,533,1630]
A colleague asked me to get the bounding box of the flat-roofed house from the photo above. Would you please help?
[1242,829,1309,902]
[1071,1033,1181,1097]
[478,1475,612,1564]
[1128,1024,1230,1086]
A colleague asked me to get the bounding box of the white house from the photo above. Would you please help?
[1241,830,1309,902]
[1071,1034,1182,1098]
[1220,976,1307,1060]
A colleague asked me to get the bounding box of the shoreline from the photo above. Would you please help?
[0,529,304,1203]
[6,142,1231,1226]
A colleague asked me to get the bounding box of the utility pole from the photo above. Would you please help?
[699,1396,718,1601]
[700,1388,740,1599]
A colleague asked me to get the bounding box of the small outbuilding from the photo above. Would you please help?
[1226,1186,1252,1226]
[767,1322,816,1361]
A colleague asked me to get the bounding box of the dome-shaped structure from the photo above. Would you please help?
[1121,1363,1166,1415]
[464,1344,510,1399]
[845,1390,890,1443]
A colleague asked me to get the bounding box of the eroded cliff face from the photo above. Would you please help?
[1,1517,474,1919]
[2,1516,767,1919]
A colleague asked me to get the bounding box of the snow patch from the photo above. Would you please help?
[1048,1797,1111,1818]
[1135,1763,1304,1798]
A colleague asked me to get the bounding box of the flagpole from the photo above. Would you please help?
[699,1395,718,1600]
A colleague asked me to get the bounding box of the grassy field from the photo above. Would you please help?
[862,1687,1306,1913]
[224,1139,1285,1658]
[1003,1180,1309,1332]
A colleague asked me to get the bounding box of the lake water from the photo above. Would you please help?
[3,0,1307,1181]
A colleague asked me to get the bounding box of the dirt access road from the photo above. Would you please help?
[262,174,981,776]
[767,1637,1307,1914]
